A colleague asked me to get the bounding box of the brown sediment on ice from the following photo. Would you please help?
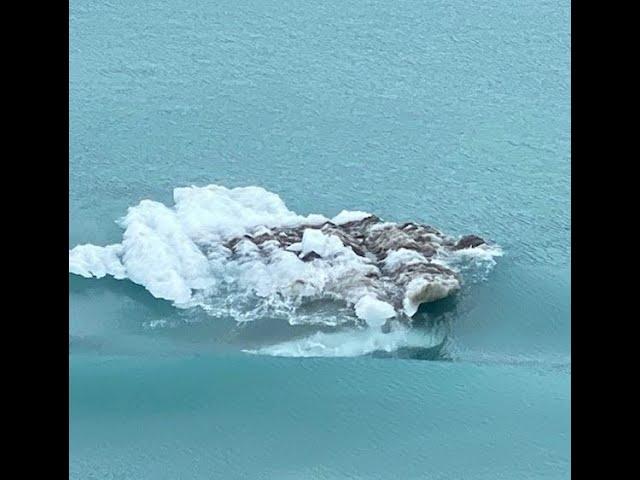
[223,215,487,319]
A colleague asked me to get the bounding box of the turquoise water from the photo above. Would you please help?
[70,0,570,478]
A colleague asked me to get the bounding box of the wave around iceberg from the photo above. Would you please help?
[69,184,502,357]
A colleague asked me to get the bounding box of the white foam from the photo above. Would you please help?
[247,324,443,358]
[69,244,126,280]
[451,243,504,262]
[445,243,505,282]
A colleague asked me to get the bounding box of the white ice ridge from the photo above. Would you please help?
[331,210,372,225]
[69,184,501,324]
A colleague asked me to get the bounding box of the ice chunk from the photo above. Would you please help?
[355,295,396,328]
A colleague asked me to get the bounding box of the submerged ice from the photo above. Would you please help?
[69,184,501,333]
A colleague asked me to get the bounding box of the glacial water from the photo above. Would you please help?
[69,1,570,478]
